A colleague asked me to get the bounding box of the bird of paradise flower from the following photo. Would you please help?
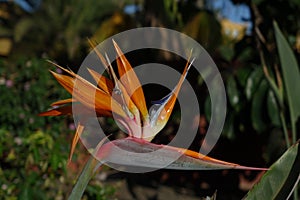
[40,40,267,198]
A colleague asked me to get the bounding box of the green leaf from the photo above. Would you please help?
[14,18,34,42]
[244,141,300,200]
[204,96,211,122]
[236,66,252,88]
[251,79,268,132]
[222,112,235,140]
[69,137,108,200]
[237,47,253,62]
[274,21,300,126]
[252,0,264,4]
[218,45,235,61]
[183,12,222,51]
[227,75,240,110]
[245,67,264,100]
[263,129,286,164]
[267,89,281,127]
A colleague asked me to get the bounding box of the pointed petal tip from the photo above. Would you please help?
[188,57,196,70]
[233,165,269,171]
[112,39,123,56]
[49,70,62,78]
[49,70,62,80]
[87,38,99,49]
[38,110,56,116]
[47,60,62,70]
[112,38,117,45]
[50,98,74,107]
[47,61,75,77]
[68,124,85,164]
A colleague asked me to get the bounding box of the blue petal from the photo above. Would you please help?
[151,92,173,105]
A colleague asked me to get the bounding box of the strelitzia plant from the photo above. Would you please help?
[40,40,267,199]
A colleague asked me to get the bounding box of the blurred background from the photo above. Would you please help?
[1,0,300,199]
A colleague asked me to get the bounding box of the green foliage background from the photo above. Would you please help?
[0,0,299,199]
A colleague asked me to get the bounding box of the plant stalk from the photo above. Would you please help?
[68,157,99,200]
[279,111,290,148]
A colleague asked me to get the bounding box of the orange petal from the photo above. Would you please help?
[175,147,249,167]
[47,60,77,77]
[51,98,75,107]
[112,81,142,137]
[87,39,112,78]
[50,71,126,118]
[39,105,72,116]
[142,56,194,140]
[157,56,193,124]
[87,68,114,94]
[113,40,149,123]
[68,122,85,163]
[102,53,143,137]
[104,54,142,136]
[39,104,112,117]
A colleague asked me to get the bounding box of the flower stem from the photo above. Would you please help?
[68,156,99,200]
[280,111,290,148]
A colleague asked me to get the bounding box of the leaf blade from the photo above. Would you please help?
[251,79,268,132]
[244,141,299,200]
[274,21,300,125]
